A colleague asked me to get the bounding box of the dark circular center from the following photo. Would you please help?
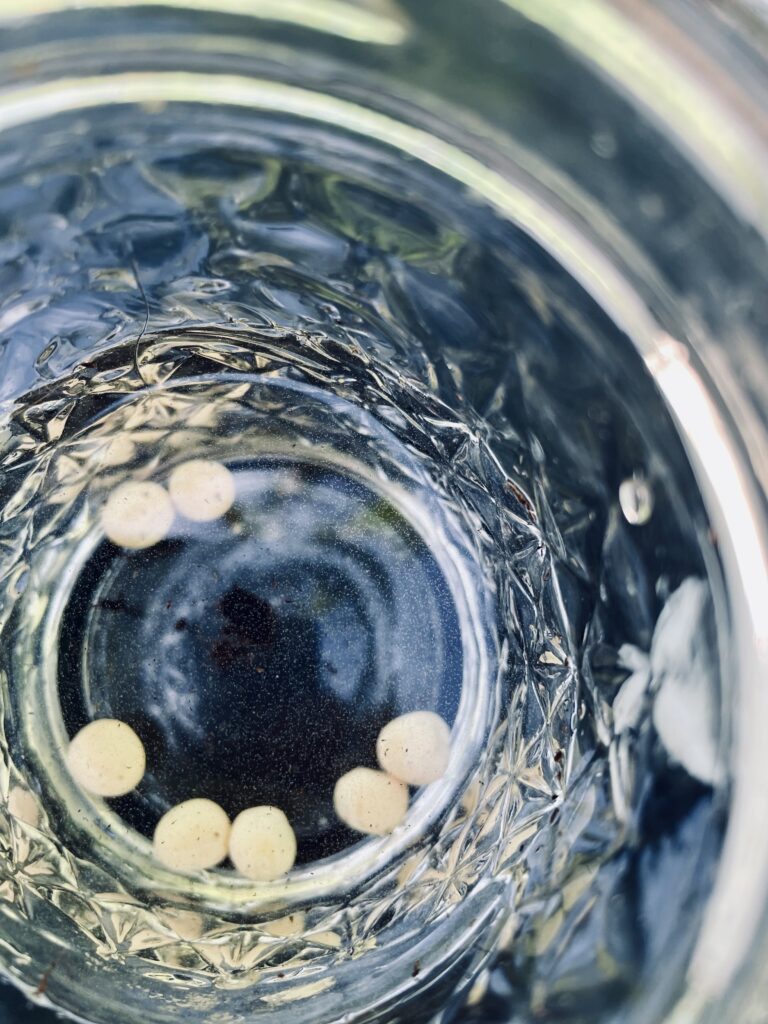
[59,459,462,864]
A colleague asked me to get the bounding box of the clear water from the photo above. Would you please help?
[44,372,474,864]
[0,92,726,1023]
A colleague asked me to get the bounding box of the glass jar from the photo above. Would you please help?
[0,3,767,1023]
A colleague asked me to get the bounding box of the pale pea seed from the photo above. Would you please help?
[8,786,40,827]
[168,459,235,522]
[153,798,230,873]
[333,767,409,836]
[228,806,297,882]
[101,480,174,549]
[67,719,146,797]
[376,710,451,786]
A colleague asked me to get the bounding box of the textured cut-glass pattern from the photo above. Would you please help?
[0,66,725,1024]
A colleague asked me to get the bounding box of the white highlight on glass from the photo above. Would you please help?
[158,907,206,941]
[100,434,137,468]
[262,912,306,937]
[648,333,768,1000]
[376,710,451,786]
[67,719,146,797]
[333,766,409,836]
[8,786,40,827]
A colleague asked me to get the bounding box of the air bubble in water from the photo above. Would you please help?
[619,475,654,525]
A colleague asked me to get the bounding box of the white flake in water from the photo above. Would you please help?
[651,578,723,786]
[333,767,409,835]
[228,806,297,882]
[153,798,231,872]
[376,710,451,786]
[101,480,174,549]
[67,719,146,797]
[619,475,654,525]
[613,644,651,734]
[168,458,236,522]
[612,582,723,785]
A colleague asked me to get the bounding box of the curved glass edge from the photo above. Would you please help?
[0,3,767,1023]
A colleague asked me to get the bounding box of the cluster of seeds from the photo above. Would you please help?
[67,710,451,879]
[100,457,236,549]
[333,710,451,835]
[64,456,452,881]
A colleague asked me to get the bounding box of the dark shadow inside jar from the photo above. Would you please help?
[58,458,464,865]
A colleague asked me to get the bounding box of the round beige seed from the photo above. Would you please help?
[376,711,451,786]
[229,806,297,882]
[101,480,174,549]
[333,767,409,836]
[168,459,235,522]
[67,719,146,797]
[153,798,230,873]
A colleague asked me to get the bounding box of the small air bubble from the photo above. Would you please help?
[590,128,618,159]
[619,476,653,525]
[639,193,665,220]
[34,338,59,371]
